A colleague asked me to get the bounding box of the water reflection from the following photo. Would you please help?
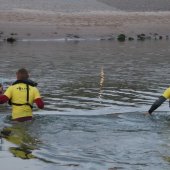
[0,121,39,159]
[99,66,104,99]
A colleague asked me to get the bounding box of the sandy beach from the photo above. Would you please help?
[0,10,170,39]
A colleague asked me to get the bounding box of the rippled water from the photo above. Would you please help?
[1,40,170,169]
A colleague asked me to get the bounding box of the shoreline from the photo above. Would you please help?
[0,10,170,40]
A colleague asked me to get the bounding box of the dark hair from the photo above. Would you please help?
[16,68,29,80]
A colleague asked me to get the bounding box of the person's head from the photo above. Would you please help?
[16,68,29,80]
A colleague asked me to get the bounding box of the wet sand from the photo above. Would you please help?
[0,10,170,39]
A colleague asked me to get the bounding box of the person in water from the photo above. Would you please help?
[0,68,44,121]
[146,87,170,115]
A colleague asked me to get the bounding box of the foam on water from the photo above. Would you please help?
[21,38,87,42]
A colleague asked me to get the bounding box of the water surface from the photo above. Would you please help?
[0,40,170,169]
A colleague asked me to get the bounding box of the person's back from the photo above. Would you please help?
[0,68,44,122]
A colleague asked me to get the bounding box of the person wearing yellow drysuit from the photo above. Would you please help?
[0,68,44,121]
[147,87,170,115]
